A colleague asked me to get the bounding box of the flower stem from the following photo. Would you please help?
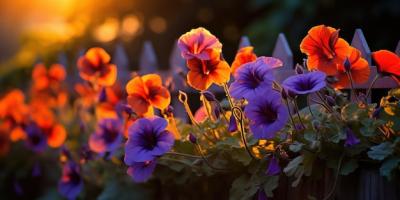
[232,106,256,159]
[292,99,305,129]
[366,74,380,99]
[195,144,228,171]
[222,83,234,109]
[178,90,199,126]
[323,153,344,200]
[284,99,297,132]
[201,93,214,121]
[346,71,358,102]
[307,95,315,118]
[165,152,203,159]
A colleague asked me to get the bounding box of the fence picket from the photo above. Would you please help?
[272,33,293,70]
[238,36,251,48]
[139,41,158,74]
[351,29,372,64]
[113,42,130,83]
[396,40,400,56]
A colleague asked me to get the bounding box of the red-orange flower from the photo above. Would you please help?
[333,47,370,89]
[77,47,117,86]
[126,74,171,116]
[178,27,222,60]
[231,46,257,76]
[30,103,67,148]
[96,83,124,120]
[32,63,66,91]
[372,50,400,84]
[300,25,350,75]
[187,55,231,91]
[0,90,29,130]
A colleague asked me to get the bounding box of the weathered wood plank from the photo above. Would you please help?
[351,29,372,64]
[139,41,158,74]
[272,33,293,69]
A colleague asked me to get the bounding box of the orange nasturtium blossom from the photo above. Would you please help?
[96,83,124,120]
[30,103,67,148]
[231,46,257,76]
[186,52,231,91]
[372,50,400,85]
[32,63,66,91]
[178,27,222,60]
[77,47,117,86]
[333,47,370,89]
[0,89,29,125]
[126,74,171,116]
[300,25,351,75]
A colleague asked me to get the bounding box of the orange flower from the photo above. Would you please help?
[372,50,400,84]
[126,74,171,116]
[77,47,117,86]
[30,103,66,148]
[0,89,29,125]
[75,83,98,108]
[187,56,231,91]
[178,27,222,60]
[96,83,123,120]
[300,25,350,75]
[32,63,66,91]
[333,47,370,89]
[231,46,257,75]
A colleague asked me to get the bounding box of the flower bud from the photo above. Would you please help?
[372,107,382,119]
[213,106,221,119]
[326,95,336,107]
[265,156,281,176]
[201,91,217,102]
[165,105,174,117]
[344,127,360,147]
[228,115,237,133]
[295,64,304,74]
[188,133,197,144]
[344,57,351,72]
[98,87,107,102]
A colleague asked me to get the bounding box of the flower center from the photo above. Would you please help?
[103,129,119,144]
[295,79,315,91]
[262,103,277,124]
[142,132,159,150]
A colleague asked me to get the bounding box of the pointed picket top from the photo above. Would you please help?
[351,29,371,64]
[113,42,130,82]
[169,40,186,74]
[238,36,251,49]
[395,40,400,56]
[272,33,293,69]
[58,52,68,67]
[139,41,158,74]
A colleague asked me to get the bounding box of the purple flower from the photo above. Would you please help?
[25,123,47,152]
[257,188,268,200]
[344,128,360,147]
[124,117,174,163]
[228,115,237,133]
[266,156,281,176]
[127,160,157,183]
[244,90,288,139]
[89,118,123,155]
[229,57,282,100]
[188,133,197,144]
[58,162,83,200]
[282,71,326,95]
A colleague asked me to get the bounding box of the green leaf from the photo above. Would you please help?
[229,174,258,200]
[283,155,304,176]
[367,142,394,160]
[340,159,358,175]
[380,157,400,179]
[289,142,304,153]
[262,176,279,197]
[231,148,252,166]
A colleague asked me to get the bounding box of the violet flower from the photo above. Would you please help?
[257,188,268,200]
[124,117,174,163]
[25,123,47,152]
[127,160,157,183]
[58,161,83,200]
[266,156,281,176]
[244,90,288,139]
[89,118,123,156]
[282,71,326,95]
[229,57,282,100]
[228,115,237,133]
[344,128,360,147]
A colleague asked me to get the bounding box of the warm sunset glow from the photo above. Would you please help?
[93,18,120,43]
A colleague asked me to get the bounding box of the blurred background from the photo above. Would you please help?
[0,0,399,89]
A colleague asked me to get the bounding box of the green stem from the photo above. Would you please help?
[307,95,315,118]
[323,153,344,200]
[346,71,358,102]
[178,90,199,127]
[232,106,256,159]
[366,74,380,99]
[292,99,305,129]
[165,152,203,159]
[222,83,234,109]
[284,99,297,131]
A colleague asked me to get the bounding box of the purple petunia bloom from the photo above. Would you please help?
[58,161,83,200]
[244,90,289,139]
[282,71,326,95]
[124,117,174,163]
[25,123,47,152]
[344,128,360,147]
[266,156,281,176]
[89,118,123,155]
[229,56,282,100]
[127,159,157,183]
